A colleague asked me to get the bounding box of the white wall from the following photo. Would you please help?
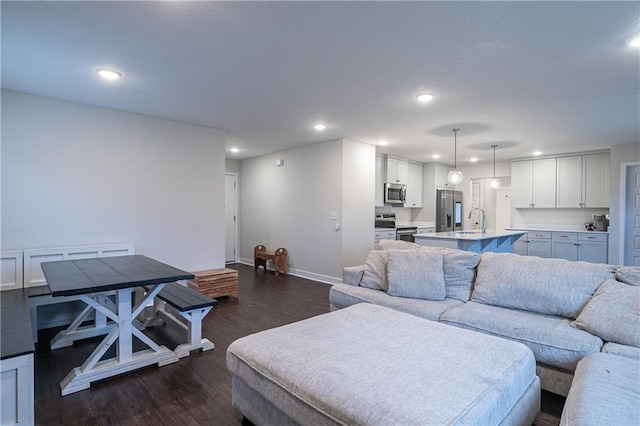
[239,139,375,282]
[225,158,240,174]
[1,90,226,272]
[341,139,375,268]
[609,142,640,264]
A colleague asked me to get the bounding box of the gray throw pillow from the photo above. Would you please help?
[571,279,640,347]
[386,250,446,300]
[360,250,389,291]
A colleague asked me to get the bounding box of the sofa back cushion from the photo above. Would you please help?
[416,246,481,302]
[386,250,446,300]
[471,252,616,318]
[571,279,640,347]
[615,267,640,286]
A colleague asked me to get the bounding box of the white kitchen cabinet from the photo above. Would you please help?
[514,231,552,258]
[582,153,610,208]
[386,157,408,184]
[416,226,435,234]
[512,159,556,208]
[405,162,423,208]
[556,153,610,208]
[551,231,608,263]
[552,232,579,261]
[434,164,454,189]
[375,156,384,207]
[577,232,608,264]
[374,229,396,246]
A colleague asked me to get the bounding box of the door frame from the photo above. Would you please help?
[225,173,238,264]
[619,161,639,265]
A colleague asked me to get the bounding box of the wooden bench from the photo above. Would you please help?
[1,289,35,425]
[145,283,217,359]
[254,245,288,277]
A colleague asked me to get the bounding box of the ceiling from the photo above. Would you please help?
[2,1,639,164]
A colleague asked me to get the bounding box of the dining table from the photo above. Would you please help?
[41,255,194,396]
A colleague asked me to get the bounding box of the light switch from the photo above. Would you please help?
[329,211,338,220]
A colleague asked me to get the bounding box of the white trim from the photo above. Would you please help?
[620,161,640,266]
[239,257,338,285]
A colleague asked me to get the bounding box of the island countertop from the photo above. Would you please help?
[414,230,526,240]
[414,230,526,253]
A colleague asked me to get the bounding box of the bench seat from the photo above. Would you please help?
[146,282,217,358]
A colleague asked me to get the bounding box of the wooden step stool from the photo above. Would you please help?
[254,245,288,277]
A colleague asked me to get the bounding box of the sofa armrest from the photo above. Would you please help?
[343,265,364,286]
[602,342,640,360]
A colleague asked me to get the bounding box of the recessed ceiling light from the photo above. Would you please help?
[470,157,478,162]
[229,147,239,153]
[431,154,440,159]
[313,123,326,131]
[96,67,123,80]
[415,93,435,103]
[532,151,542,156]
[628,35,640,47]
[379,140,389,146]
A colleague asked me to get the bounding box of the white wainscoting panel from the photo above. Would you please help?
[23,243,134,288]
[0,251,24,291]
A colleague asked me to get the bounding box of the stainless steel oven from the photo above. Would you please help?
[396,226,418,243]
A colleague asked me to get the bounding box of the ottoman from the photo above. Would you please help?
[227,304,540,425]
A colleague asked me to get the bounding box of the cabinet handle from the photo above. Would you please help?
[586,236,596,239]
[560,235,568,238]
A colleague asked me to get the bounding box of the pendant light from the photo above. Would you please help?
[489,144,501,189]
[447,128,464,185]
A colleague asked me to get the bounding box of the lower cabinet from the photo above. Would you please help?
[514,232,552,258]
[551,232,608,264]
[374,229,396,246]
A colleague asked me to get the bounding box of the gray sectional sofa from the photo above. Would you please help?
[330,240,640,414]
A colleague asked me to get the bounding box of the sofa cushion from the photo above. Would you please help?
[471,252,615,319]
[560,353,640,426]
[329,284,463,321]
[571,279,640,347]
[387,250,446,300]
[360,250,388,291]
[615,266,640,286]
[440,301,603,371]
[439,249,481,302]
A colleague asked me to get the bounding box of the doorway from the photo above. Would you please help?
[225,173,237,264]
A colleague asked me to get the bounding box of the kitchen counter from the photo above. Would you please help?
[414,230,526,253]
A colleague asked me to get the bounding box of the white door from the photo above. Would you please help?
[225,174,237,263]
[624,164,640,266]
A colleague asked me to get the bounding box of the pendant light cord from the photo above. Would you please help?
[453,129,460,168]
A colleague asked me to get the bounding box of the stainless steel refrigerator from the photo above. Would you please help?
[436,190,463,232]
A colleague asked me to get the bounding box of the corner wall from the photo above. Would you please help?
[238,139,375,283]
[1,90,226,271]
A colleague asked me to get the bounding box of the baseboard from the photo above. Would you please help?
[238,258,338,285]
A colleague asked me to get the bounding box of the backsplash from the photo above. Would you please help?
[511,208,609,231]
[375,207,413,224]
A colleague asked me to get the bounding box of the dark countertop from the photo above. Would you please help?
[1,288,35,360]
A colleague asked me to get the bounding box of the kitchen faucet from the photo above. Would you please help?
[468,208,486,234]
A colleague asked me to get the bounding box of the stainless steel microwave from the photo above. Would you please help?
[384,183,406,204]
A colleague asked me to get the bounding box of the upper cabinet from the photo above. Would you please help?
[434,164,455,189]
[386,157,408,184]
[405,162,423,208]
[512,158,557,208]
[556,153,610,208]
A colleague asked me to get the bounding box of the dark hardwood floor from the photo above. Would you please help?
[33,264,564,425]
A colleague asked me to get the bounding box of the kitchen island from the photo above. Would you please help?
[414,230,526,254]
